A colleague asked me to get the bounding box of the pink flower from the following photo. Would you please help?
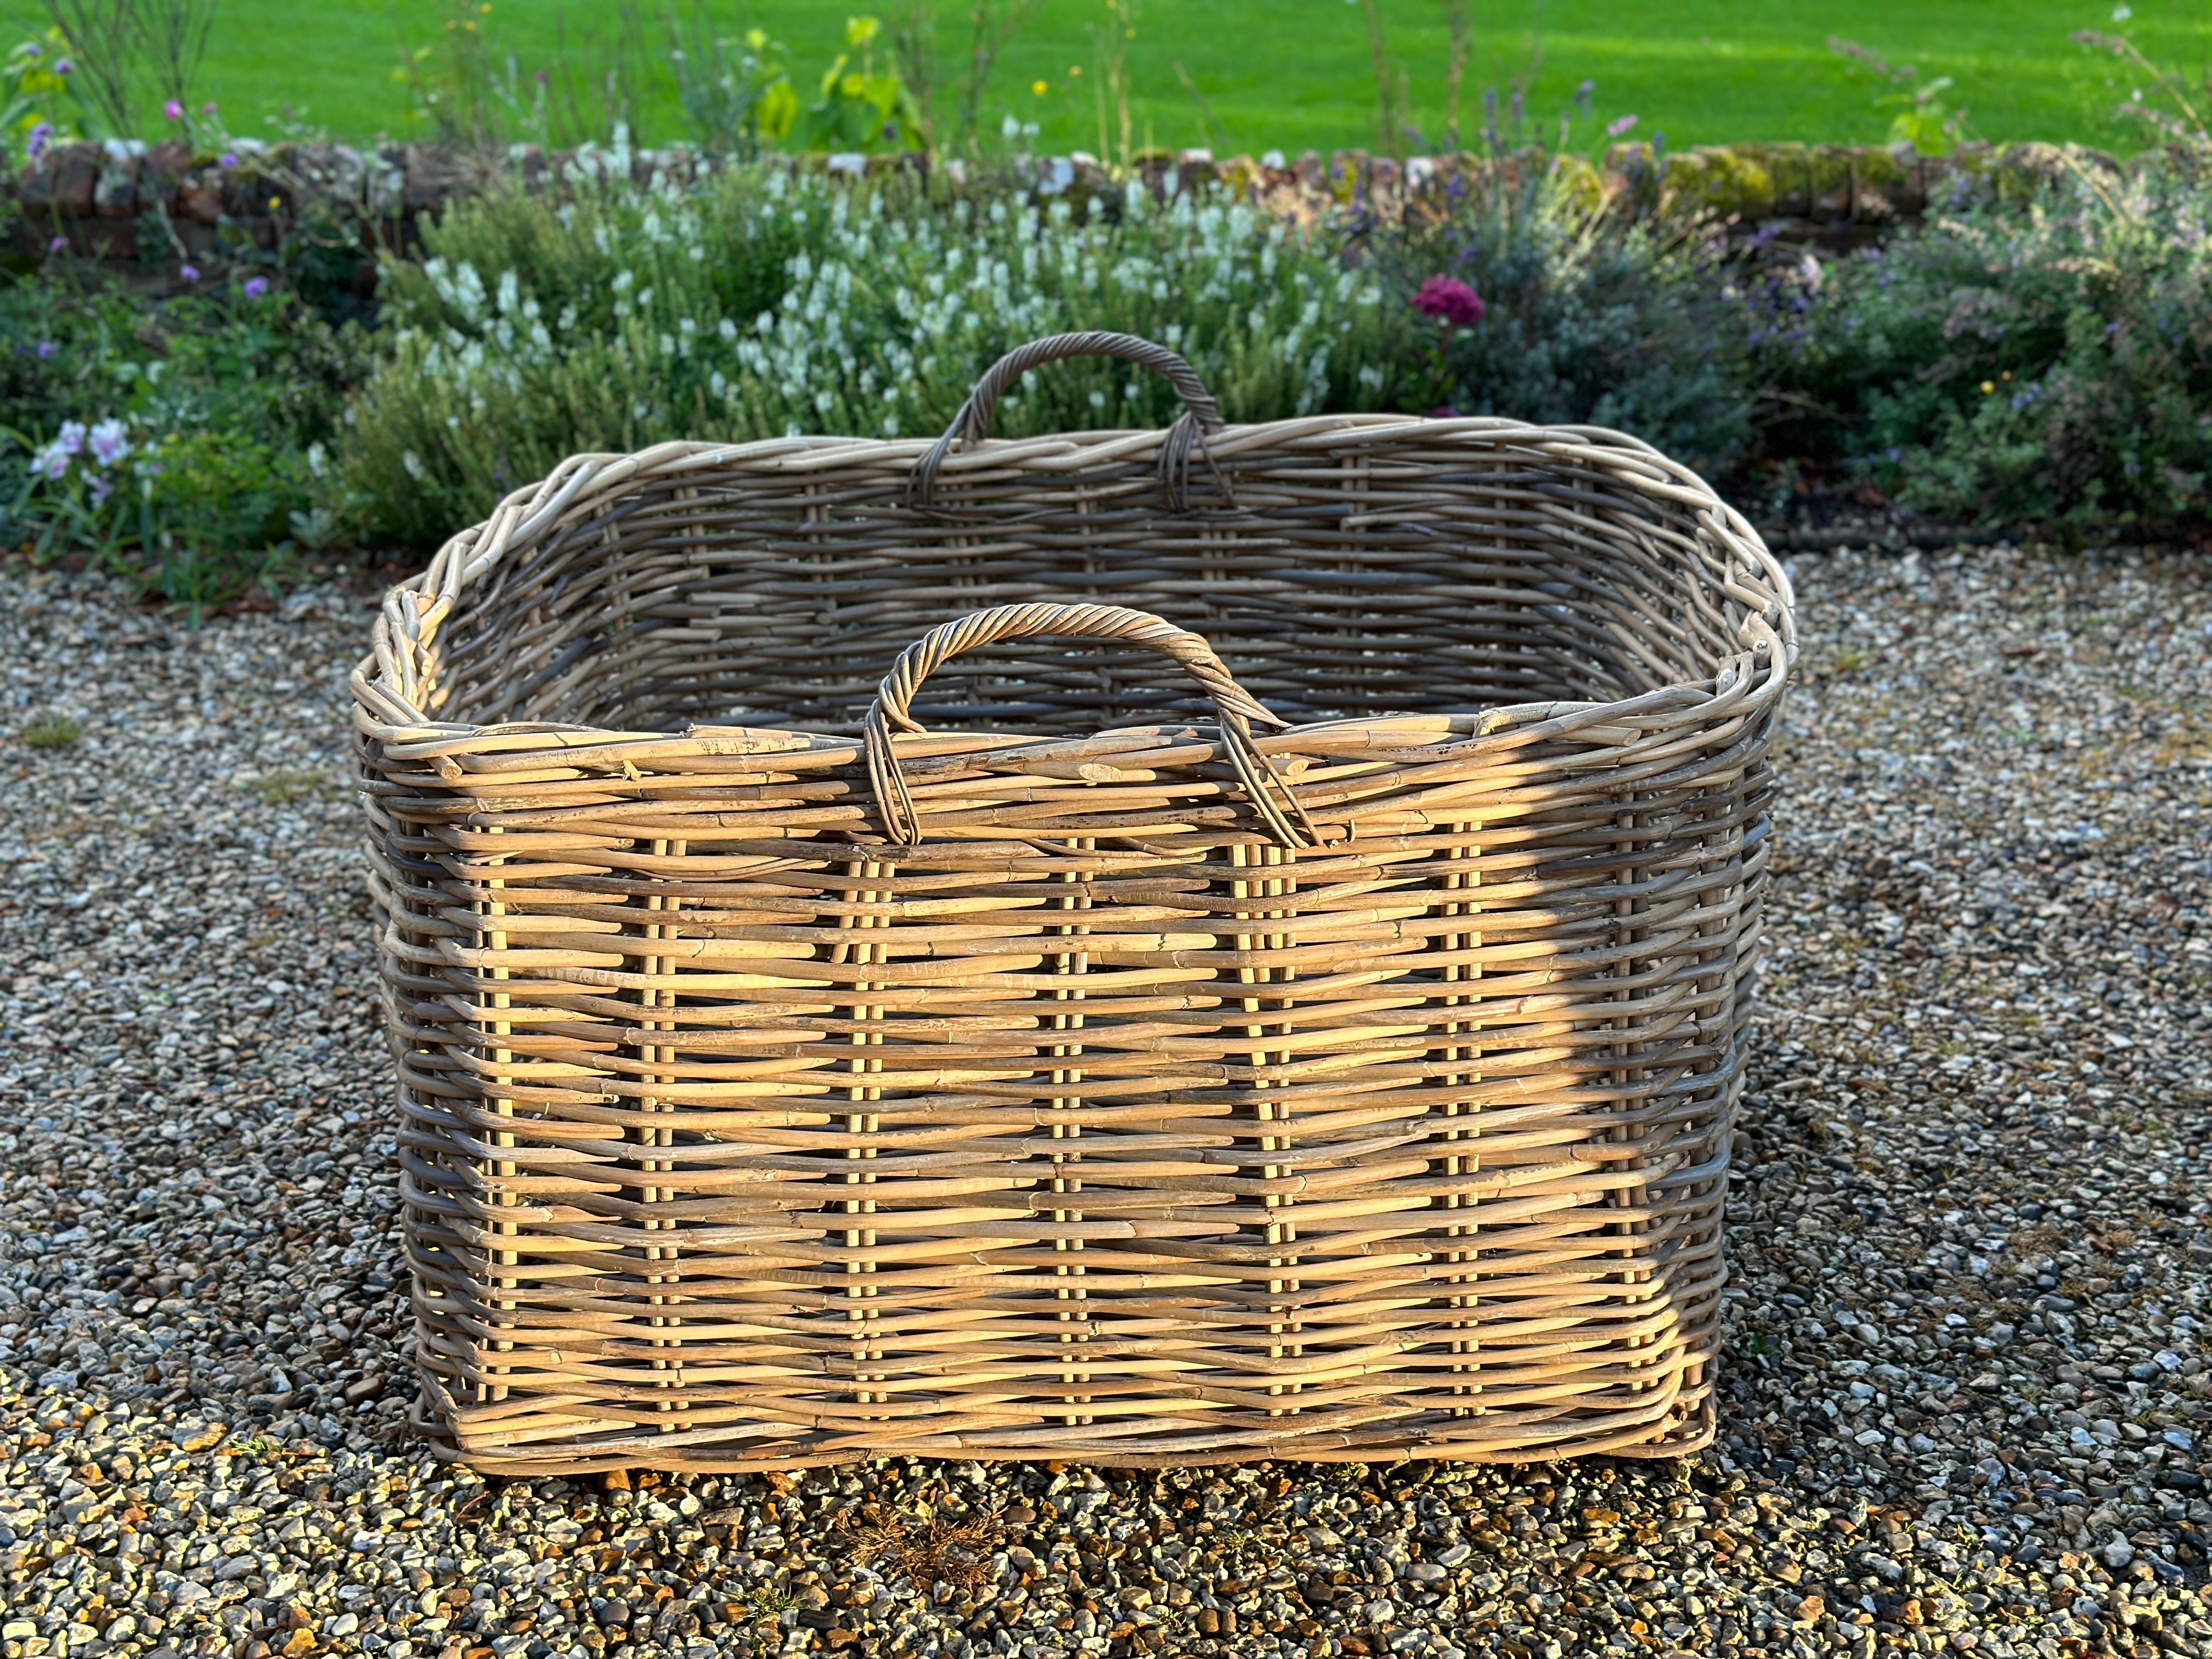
[200,101,218,116]
[1606,114,1639,139]
[165,99,185,121]
[1412,275,1486,328]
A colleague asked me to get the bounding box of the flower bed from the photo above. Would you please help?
[2,138,2209,604]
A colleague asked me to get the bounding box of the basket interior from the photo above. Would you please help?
[425,441,1752,736]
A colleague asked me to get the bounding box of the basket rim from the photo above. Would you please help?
[353,411,1797,756]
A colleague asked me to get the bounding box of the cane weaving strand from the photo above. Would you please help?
[357,348,1793,1474]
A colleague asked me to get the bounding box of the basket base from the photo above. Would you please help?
[408,1386,1717,1479]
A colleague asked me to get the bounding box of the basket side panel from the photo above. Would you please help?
[377,672,1782,1470]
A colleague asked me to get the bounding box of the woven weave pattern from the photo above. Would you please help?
[356,340,1794,1473]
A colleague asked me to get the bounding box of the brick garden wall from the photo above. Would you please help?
[3,134,2112,296]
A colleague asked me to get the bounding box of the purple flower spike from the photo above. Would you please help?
[179,263,200,283]
[165,99,185,121]
[243,275,270,298]
[26,121,51,159]
[1412,275,1487,329]
[1606,114,1639,139]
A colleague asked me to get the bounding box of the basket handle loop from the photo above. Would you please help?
[907,331,1227,512]
[864,602,1314,850]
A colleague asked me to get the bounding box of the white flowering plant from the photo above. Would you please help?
[346,162,1406,543]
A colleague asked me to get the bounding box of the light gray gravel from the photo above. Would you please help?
[0,543,2207,1659]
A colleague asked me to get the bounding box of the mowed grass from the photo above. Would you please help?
[6,0,2208,155]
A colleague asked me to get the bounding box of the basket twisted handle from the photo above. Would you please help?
[864,602,1314,850]
[907,331,1228,511]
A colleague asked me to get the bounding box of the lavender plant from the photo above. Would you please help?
[1774,151,2212,526]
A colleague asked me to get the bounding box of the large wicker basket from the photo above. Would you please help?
[356,332,1795,1474]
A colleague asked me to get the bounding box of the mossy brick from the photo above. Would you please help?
[1810,146,1854,218]
[1850,144,1918,222]
[1550,153,1606,218]
[1750,143,1812,217]
[1668,145,1778,219]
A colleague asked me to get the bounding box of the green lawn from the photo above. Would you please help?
[9,0,2209,155]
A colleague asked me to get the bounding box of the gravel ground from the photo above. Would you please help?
[0,543,2207,1659]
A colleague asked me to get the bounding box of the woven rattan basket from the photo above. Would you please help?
[356,332,1795,1474]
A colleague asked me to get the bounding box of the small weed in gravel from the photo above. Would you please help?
[240,766,337,805]
[17,713,79,748]
[844,1505,1002,1595]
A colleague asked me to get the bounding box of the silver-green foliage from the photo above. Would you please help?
[346,163,1402,544]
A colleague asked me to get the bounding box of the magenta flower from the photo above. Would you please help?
[242,275,269,298]
[165,99,185,121]
[178,263,200,283]
[1412,275,1487,328]
[1606,114,1639,139]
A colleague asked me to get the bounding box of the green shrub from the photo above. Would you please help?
[343,165,1404,544]
[1774,150,2212,526]
[0,273,370,606]
[1374,160,1757,477]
